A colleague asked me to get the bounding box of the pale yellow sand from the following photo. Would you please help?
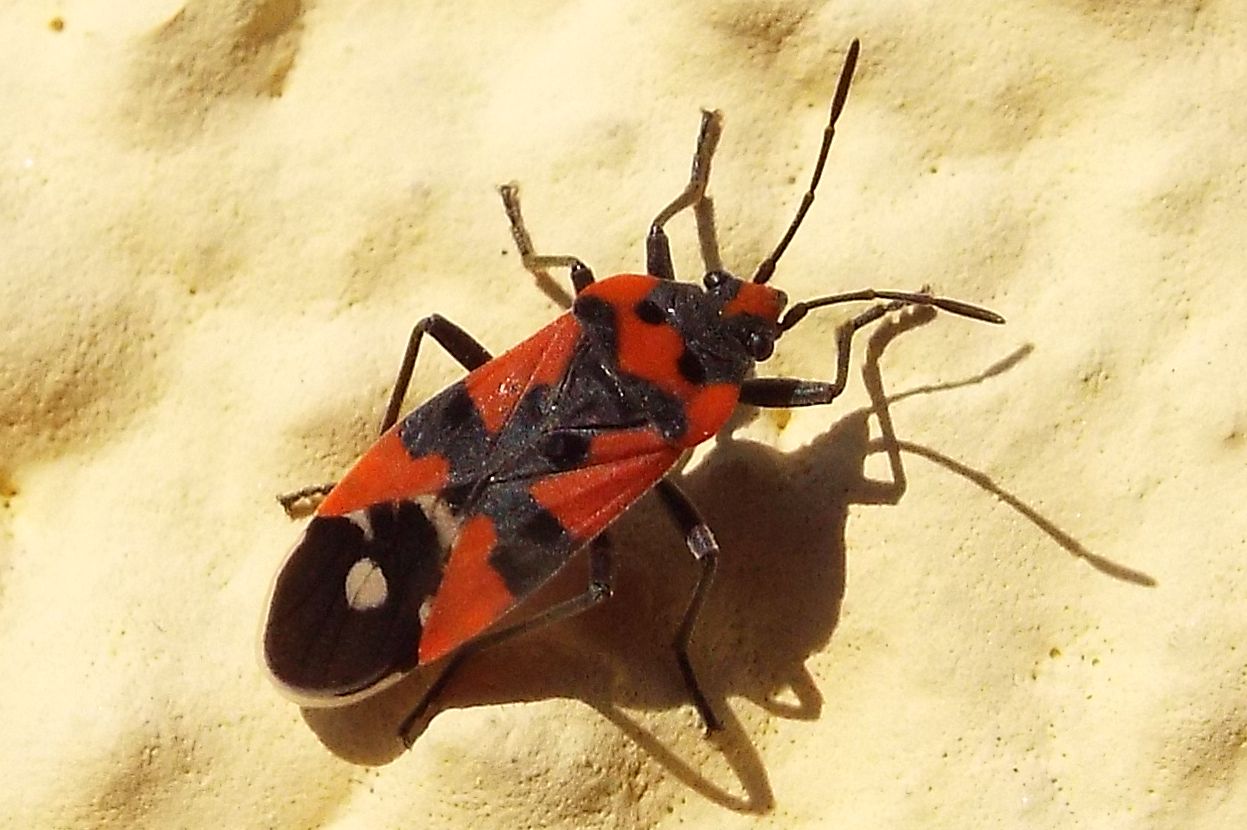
[3,1,1245,827]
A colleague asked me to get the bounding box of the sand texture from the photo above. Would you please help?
[2,1,1245,827]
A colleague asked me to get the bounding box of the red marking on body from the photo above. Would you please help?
[419,515,514,664]
[317,431,449,516]
[465,314,581,434]
[683,383,740,446]
[530,440,681,541]
[586,275,689,390]
[583,274,749,447]
[723,282,785,324]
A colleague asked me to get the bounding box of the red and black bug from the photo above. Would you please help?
[261,40,1003,744]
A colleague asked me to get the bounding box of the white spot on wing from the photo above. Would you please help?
[345,557,388,611]
[345,509,374,541]
[414,494,461,554]
[418,597,434,625]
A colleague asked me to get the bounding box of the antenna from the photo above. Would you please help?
[752,38,860,285]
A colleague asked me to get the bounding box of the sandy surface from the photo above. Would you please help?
[2,1,1245,827]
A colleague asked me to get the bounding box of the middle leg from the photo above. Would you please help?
[277,314,493,515]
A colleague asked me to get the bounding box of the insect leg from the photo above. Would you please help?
[381,315,494,432]
[739,299,908,408]
[276,316,489,515]
[398,534,615,746]
[648,109,725,281]
[750,39,859,285]
[276,481,337,514]
[654,478,722,733]
[499,183,595,294]
[743,282,1003,407]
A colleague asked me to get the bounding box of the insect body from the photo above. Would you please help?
[261,40,1003,744]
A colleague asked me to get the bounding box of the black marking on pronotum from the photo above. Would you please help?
[572,293,616,340]
[634,297,666,324]
[677,349,706,384]
[644,278,758,385]
[570,293,692,440]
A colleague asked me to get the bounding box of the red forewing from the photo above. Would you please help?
[418,428,680,663]
[266,289,693,701]
[263,314,594,701]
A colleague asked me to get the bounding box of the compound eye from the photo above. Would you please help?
[747,330,775,361]
[703,271,730,291]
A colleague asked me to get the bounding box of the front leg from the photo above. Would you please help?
[648,109,725,281]
[740,300,907,408]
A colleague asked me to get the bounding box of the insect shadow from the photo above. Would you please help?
[301,307,1151,811]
